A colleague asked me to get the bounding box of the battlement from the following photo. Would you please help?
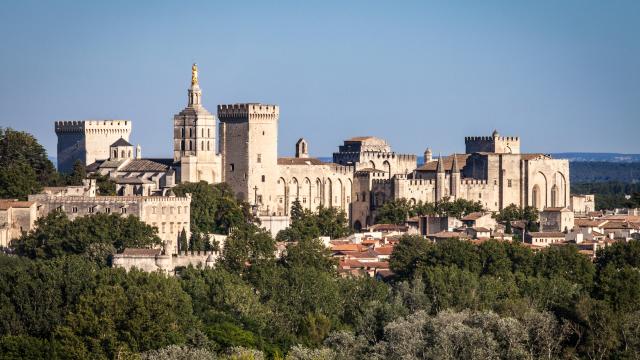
[55,120,131,133]
[464,136,519,142]
[218,103,279,122]
[461,179,489,185]
[464,132,521,154]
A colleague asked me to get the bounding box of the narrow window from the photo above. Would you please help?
[508,179,512,187]
[257,154,262,163]
[229,164,235,172]
[262,175,265,182]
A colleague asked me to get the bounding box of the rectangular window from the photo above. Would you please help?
[508,179,512,187]
[162,223,166,233]
[105,207,111,214]
[72,207,78,213]
[230,164,235,172]
[121,207,127,214]
[88,207,94,214]
[177,207,181,214]
[257,154,262,163]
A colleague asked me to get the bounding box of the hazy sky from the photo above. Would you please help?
[1,0,638,158]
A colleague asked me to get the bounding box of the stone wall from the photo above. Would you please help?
[55,120,131,173]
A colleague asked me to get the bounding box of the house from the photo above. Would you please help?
[460,212,497,231]
[540,207,574,233]
[526,232,566,247]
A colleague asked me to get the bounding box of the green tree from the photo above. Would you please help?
[67,160,86,186]
[173,182,256,235]
[12,210,161,259]
[389,234,432,279]
[222,224,276,273]
[375,199,414,225]
[0,161,41,200]
[178,229,188,252]
[0,128,57,185]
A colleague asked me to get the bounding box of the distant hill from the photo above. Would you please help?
[551,153,640,162]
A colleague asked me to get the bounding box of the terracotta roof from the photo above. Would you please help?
[529,232,566,238]
[575,219,608,227]
[277,157,326,166]
[373,246,394,256]
[120,159,170,172]
[461,212,486,221]
[429,231,470,239]
[601,221,640,230]
[367,224,408,232]
[99,160,126,169]
[0,200,35,210]
[331,244,366,252]
[120,248,161,256]
[339,259,365,268]
[472,227,491,232]
[361,261,390,268]
[416,154,470,172]
[345,250,379,259]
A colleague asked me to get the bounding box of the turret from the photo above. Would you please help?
[423,147,432,163]
[295,138,309,158]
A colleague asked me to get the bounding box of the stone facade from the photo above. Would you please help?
[540,207,574,232]
[0,200,38,247]
[29,184,191,255]
[55,120,132,173]
[54,64,574,239]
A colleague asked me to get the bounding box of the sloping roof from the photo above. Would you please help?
[472,227,491,232]
[0,200,35,210]
[277,157,326,166]
[99,160,126,169]
[417,154,470,172]
[429,231,470,239]
[120,159,169,172]
[602,221,640,230]
[529,232,566,238]
[575,219,608,227]
[111,137,133,147]
[366,224,408,232]
[461,212,486,221]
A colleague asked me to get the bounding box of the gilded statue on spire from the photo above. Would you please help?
[191,63,198,85]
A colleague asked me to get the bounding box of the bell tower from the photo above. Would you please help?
[173,64,221,183]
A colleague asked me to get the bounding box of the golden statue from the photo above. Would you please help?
[191,63,198,85]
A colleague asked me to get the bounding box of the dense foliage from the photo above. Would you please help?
[173,181,257,236]
[276,200,352,242]
[12,210,161,261]
[3,216,640,358]
[572,181,640,210]
[375,197,484,224]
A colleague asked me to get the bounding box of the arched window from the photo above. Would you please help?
[113,150,117,158]
[180,140,185,151]
[201,141,204,150]
[121,150,125,158]
[208,129,211,137]
[201,128,204,137]
[181,128,185,137]
[551,185,558,207]
[207,141,210,151]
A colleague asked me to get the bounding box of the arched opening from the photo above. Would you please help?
[551,185,558,207]
[383,160,391,179]
[368,160,376,169]
[354,220,362,232]
[532,185,540,210]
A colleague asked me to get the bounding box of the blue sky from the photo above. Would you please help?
[0,0,638,158]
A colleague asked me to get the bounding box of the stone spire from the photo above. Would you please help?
[188,63,202,107]
[451,153,460,173]
[436,154,444,173]
[423,147,432,163]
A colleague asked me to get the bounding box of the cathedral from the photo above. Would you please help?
[57,64,570,231]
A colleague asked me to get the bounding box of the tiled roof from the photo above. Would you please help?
[111,137,133,147]
[99,160,126,169]
[602,221,640,230]
[461,212,486,221]
[373,246,394,256]
[416,154,470,172]
[0,200,35,210]
[331,244,366,252]
[472,227,491,232]
[429,231,470,239]
[121,159,170,172]
[529,232,566,238]
[575,219,608,227]
[367,224,408,232]
[277,157,326,165]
